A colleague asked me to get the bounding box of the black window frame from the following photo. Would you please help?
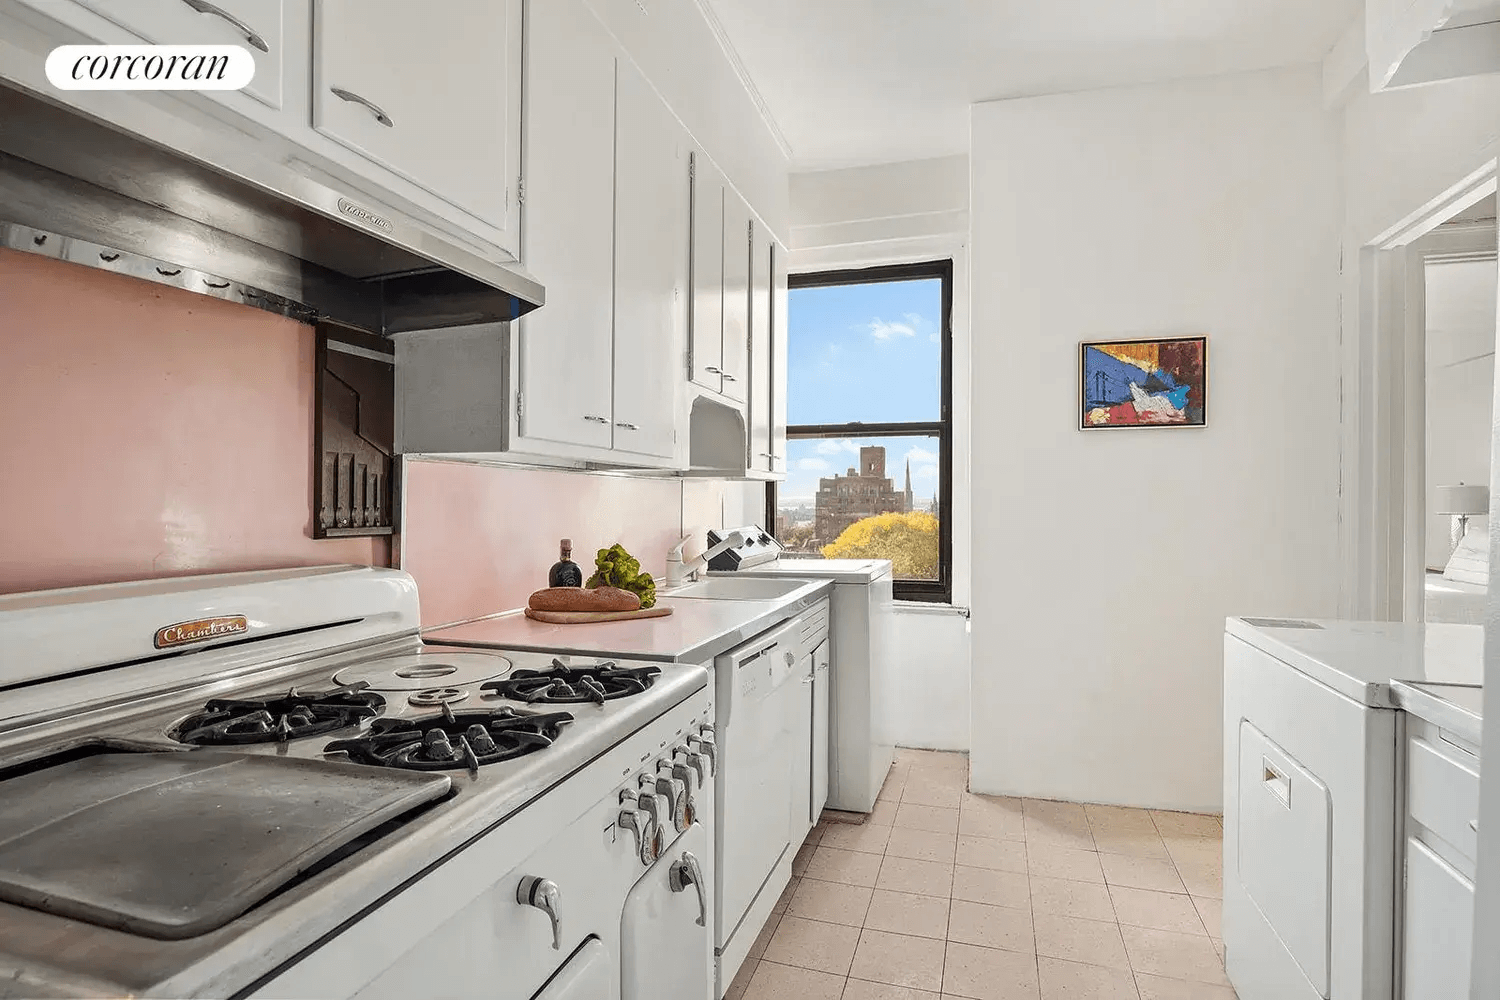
[766,258,954,604]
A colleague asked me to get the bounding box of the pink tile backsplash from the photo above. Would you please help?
[399,458,690,627]
[0,251,386,595]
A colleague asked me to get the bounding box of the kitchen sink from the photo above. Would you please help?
[663,577,814,601]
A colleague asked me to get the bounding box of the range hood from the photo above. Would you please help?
[0,82,543,334]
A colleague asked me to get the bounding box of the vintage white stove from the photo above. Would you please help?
[0,566,715,1000]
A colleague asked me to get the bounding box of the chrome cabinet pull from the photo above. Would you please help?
[181,0,269,51]
[516,876,562,950]
[583,414,610,424]
[669,851,708,926]
[721,372,738,381]
[616,421,640,430]
[704,366,723,374]
[330,86,394,127]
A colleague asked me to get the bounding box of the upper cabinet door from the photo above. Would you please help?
[70,0,284,108]
[747,219,773,472]
[313,0,522,248]
[612,58,687,462]
[689,152,724,393]
[514,0,616,452]
[720,185,752,403]
[769,239,789,475]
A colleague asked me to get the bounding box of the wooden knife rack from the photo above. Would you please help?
[314,322,396,538]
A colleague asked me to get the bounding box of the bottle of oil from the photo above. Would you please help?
[548,538,584,587]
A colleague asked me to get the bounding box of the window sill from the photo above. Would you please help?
[893,601,970,617]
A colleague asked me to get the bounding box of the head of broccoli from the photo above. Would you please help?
[586,543,657,608]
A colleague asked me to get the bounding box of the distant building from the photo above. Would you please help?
[814,446,912,545]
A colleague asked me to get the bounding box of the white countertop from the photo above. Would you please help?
[1226,617,1484,708]
[422,582,833,663]
[1392,680,1484,744]
[712,558,892,584]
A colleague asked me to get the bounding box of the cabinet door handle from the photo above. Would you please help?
[583,414,609,424]
[330,87,394,127]
[180,0,269,51]
[704,366,723,375]
[721,372,738,381]
[669,851,708,927]
[1472,819,1480,832]
[616,422,639,431]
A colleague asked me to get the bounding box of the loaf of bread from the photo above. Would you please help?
[527,586,641,613]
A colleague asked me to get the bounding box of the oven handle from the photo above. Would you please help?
[669,851,707,926]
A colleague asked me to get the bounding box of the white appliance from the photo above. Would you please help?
[0,566,714,1000]
[1223,616,1483,1000]
[707,527,895,813]
[710,602,829,992]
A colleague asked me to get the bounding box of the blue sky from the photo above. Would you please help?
[780,278,943,504]
[787,279,942,425]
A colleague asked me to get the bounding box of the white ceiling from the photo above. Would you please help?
[704,0,1363,171]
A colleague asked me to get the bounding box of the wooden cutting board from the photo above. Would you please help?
[524,606,674,624]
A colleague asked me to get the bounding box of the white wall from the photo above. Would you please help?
[1425,259,1497,569]
[787,155,974,752]
[969,66,1342,812]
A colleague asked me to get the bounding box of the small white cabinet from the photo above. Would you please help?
[1400,719,1481,1000]
[611,57,688,462]
[513,0,616,453]
[313,0,522,249]
[747,220,773,474]
[72,0,285,108]
[690,152,725,393]
[811,638,830,822]
[720,186,751,403]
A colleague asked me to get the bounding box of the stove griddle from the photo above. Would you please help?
[0,750,450,939]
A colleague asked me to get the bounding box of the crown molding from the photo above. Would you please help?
[690,0,796,161]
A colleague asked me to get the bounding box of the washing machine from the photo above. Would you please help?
[1222,616,1483,1000]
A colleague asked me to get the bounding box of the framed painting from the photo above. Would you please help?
[1079,336,1207,430]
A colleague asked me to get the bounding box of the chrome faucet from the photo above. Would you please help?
[666,531,745,586]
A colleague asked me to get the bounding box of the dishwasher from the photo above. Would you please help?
[712,603,828,993]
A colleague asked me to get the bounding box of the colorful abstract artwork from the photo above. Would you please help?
[1079,336,1207,429]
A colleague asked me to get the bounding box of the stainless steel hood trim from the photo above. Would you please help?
[0,81,544,334]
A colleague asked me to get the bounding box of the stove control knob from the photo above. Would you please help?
[619,788,660,865]
[672,745,706,788]
[784,650,796,667]
[687,732,717,777]
[516,876,563,951]
[667,755,701,826]
[634,788,664,863]
[654,766,689,833]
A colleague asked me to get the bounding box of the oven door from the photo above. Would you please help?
[621,820,711,1000]
[535,937,612,999]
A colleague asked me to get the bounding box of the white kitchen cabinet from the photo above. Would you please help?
[313,0,522,251]
[1404,837,1474,1000]
[789,648,814,847]
[689,152,725,394]
[770,240,789,474]
[70,0,285,108]
[611,57,688,462]
[811,638,830,823]
[746,219,773,475]
[513,0,616,453]
[720,187,751,404]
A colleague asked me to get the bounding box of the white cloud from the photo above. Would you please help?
[867,317,916,340]
[903,312,925,327]
[797,457,829,471]
[914,464,938,480]
[815,439,860,456]
[904,446,938,465]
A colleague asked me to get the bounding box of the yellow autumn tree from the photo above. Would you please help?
[822,511,939,579]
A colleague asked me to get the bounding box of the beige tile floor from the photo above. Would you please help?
[726,749,1236,1000]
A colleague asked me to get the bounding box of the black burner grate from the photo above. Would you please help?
[170,684,385,745]
[323,705,574,772]
[481,660,660,704]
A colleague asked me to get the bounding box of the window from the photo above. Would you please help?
[767,259,953,603]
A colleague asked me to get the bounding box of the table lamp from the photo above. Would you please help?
[1434,483,1489,553]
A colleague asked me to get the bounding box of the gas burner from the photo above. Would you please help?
[332,651,513,691]
[324,705,574,772]
[170,684,385,745]
[408,687,468,708]
[481,660,661,705]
